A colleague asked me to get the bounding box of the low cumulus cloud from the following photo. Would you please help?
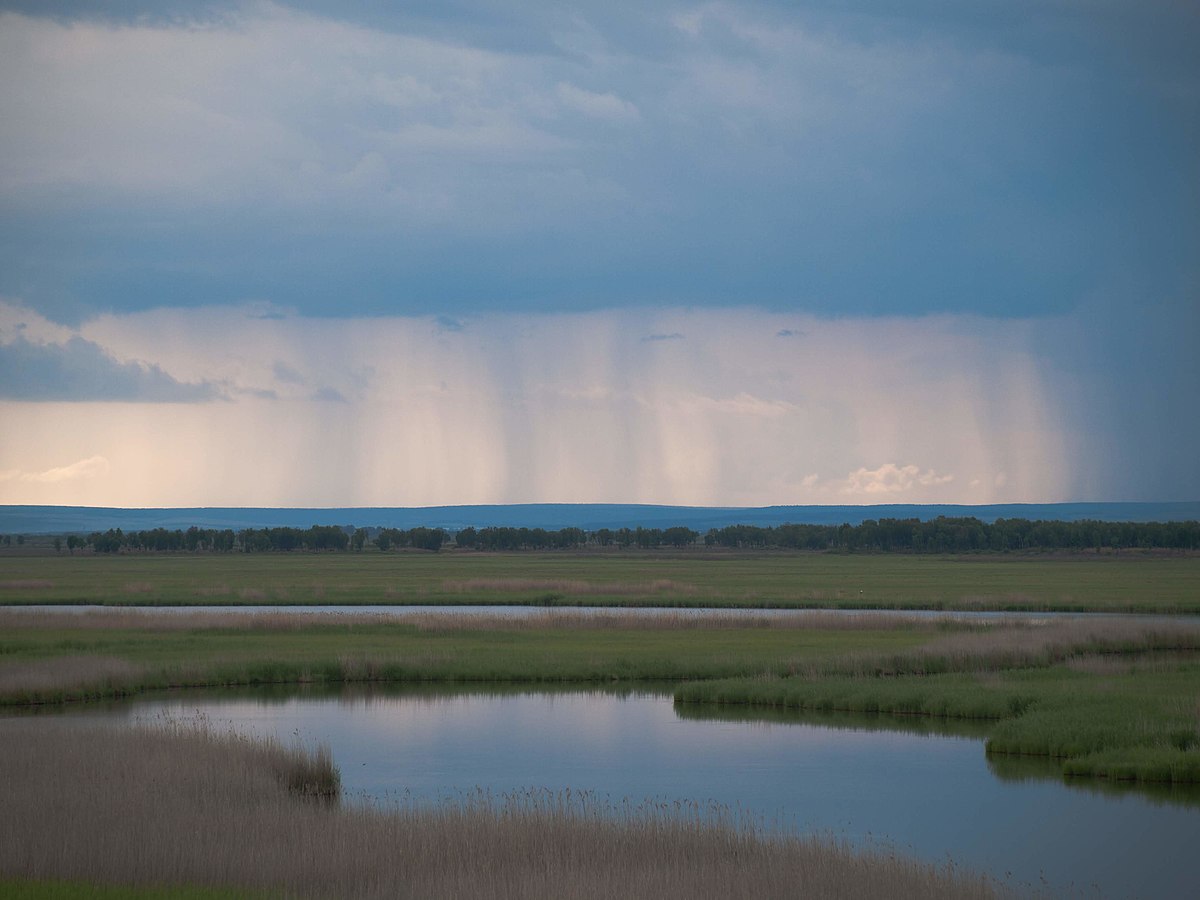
[0,335,222,402]
[0,455,110,484]
[836,464,956,497]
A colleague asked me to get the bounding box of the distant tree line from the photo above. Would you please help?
[30,516,1200,554]
[701,517,1200,553]
[454,525,699,550]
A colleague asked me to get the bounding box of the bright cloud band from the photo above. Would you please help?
[1,302,1072,507]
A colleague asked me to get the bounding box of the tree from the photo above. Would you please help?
[662,526,698,548]
[409,527,447,552]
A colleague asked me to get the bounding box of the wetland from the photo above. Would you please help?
[2,550,1199,897]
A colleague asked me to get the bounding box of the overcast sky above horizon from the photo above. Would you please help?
[1,1,1197,507]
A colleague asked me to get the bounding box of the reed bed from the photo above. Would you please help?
[0,608,938,705]
[0,607,952,633]
[0,655,146,699]
[398,609,952,634]
[442,577,702,596]
[0,720,1008,899]
[773,617,1200,680]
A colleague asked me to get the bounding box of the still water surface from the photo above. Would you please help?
[14,603,1200,624]
[24,682,1200,899]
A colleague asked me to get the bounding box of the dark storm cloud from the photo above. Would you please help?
[0,335,222,402]
[0,1,1194,324]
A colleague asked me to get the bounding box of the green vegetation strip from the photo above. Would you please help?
[0,616,932,705]
[4,608,1199,787]
[675,661,1200,784]
[0,878,272,899]
[1,550,1198,612]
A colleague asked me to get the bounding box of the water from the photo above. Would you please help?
[10,602,1200,625]
[20,682,1200,898]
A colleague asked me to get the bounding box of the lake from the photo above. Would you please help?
[15,681,1200,898]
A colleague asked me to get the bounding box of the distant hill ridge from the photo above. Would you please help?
[2,502,1198,535]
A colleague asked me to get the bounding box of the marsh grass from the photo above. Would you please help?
[442,577,702,596]
[0,655,146,700]
[1,551,1196,612]
[0,607,949,633]
[676,628,1200,785]
[0,608,940,705]
[0,721,1008,900]
[776,618,1200,680]
[4,608,1199,785]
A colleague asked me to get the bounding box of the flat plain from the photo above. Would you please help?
[1,548,1197,612]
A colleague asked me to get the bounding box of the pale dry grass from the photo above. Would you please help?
[0,580,54,590]
[0,720,1009,899]
[442,577,700,595]
[0,655,145,696]
[784,618,1200,678]
[914,618,1200,669]
[0,607,948,633]
[399,609,949,633]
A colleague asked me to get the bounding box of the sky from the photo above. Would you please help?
[0,0,1197,507]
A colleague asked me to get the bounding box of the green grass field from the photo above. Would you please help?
[0,612,933,703]
[2,549,1198,611]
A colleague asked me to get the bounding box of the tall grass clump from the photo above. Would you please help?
[0,720,1011,899]
[0,655,147,705]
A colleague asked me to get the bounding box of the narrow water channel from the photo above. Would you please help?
[14,682,1199,899]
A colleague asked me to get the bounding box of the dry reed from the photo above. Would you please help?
[0,607,950,634]
[777,617,1200,679]
[442,577,701,595]
[0,655,145,697]
[0,720,1009,899]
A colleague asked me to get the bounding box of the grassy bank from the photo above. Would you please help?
[674,622,1200,784]
[0,609,935,704]
[3,608,1198,787]
[1,550,1197,612]
[0,720,1008,900]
